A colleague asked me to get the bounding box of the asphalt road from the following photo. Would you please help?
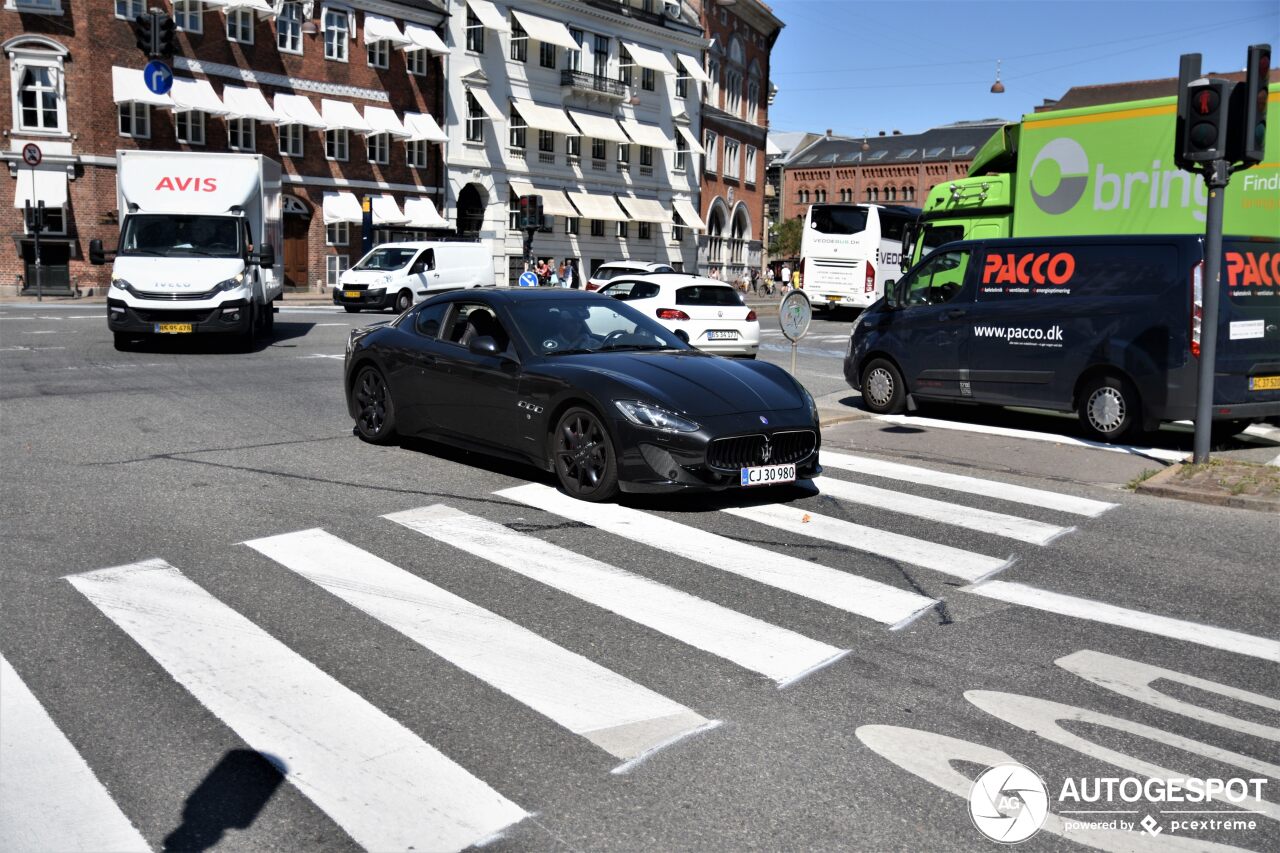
[1,302,1277,853]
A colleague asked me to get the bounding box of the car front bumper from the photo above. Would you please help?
[107,298,252,335]
[333,287,394,310]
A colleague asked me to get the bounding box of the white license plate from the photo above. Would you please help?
[740,463,796,487]
[707,330,740,340]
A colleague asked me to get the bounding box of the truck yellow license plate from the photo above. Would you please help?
[1250,375,1280,391]
[154,323,193,334]
[827,295,841,302]
[740,463,796,488]
[343,291,361,299]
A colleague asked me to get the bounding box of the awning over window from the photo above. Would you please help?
[510,10,579,50]
[273,93,326,128]
[467,0,509,32]
[676,125,705,155]
[508,179,577,218]
[322,191,364,224]
[676,53,711,84]
[567,110,628,143]
[567,191,629,222]
[622,41,677,75]
[221,85,277,122]
[371,194,408,225]
[403,196,449,228]
[511,100,578,135]
[672,198,706,231]
[619,119,675,150]
[321,98,372,133]
[169,77,226,115]
[364,106,409,137]
[467,87,505,123]
[403,112,448,143]
[204,0,275,16]
[112,66,172,107]
[401,23,448,54]
[364,13,410,46]
[616,196,672,224]
[13,169,68,209]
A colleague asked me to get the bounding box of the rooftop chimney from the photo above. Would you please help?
[825,128,832,136]
[892,130,901,135]
[878,130,886,136]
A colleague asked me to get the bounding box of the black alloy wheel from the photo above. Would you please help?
[352,365,397,444]
[552,407,619,502]
[395,290,413,313]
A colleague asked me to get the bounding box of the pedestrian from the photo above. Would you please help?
[557,261,568,288]
[780,263,790,290]
[549,258,560,288]
[709,267,720,280]
[536,258,549,286]
[739,269,750,293]
[750,268,760,294]
[564,259,577,289]
[792,267,802,289]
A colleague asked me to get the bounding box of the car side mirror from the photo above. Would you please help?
[885,280,901,309]
[256,244,276,268]
[468,336,501,356]
[89,239,106,266]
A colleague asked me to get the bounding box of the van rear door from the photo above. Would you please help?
[1217,239,1280,409]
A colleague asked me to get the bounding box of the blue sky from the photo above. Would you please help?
[766,0,1280,136]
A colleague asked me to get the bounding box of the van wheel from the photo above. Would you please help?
[861,358,907,414]
[113,332,134,351]
[394,290,413,313]
[1078,375,1140,442]
[344,306,362,314]
[1210,419,1250,445]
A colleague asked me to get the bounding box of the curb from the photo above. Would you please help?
[1134,465,1280,513]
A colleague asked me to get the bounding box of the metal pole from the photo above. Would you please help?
[790,339,797,376]
[1192,159,1229,464]
[34,198,44,303]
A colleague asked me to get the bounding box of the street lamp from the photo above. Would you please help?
[990,60,1005,94]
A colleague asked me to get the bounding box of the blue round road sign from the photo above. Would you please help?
[143,60,173,96]
[519,271,539,288]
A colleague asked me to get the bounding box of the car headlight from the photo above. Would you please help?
[614,400,700,433]
[346,330,356,359]
[800,386,819,422]
[110,277,130,291]
[217,274,245,292]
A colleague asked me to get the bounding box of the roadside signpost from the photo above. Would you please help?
[518,271,539,288]
[21,143,44,302]
[142,59,173,96]
[779,289,812,375]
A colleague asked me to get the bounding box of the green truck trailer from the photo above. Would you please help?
[906,83,1280,264]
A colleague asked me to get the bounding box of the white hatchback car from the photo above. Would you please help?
[599,274,760,358]
[585,260,675,291]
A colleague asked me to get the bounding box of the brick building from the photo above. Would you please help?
[2,0,449,296]
[693,0,780,283]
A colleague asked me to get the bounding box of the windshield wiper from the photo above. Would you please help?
[125,249,167,257]
[547,347,599,356]
[600,343,682,352]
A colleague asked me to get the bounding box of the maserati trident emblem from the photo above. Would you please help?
[761,439,773,463]
[759,415,769,424]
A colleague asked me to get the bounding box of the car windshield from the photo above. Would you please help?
[353,247,418,271]
[508,298,690,356]
[119,214,241,258]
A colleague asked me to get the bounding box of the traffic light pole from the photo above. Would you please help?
[1192,160,1230,464]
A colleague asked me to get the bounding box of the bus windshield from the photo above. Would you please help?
[808,205,869,235]
[119,214,242,258]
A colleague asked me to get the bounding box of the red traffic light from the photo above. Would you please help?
[1192,88,1219,116]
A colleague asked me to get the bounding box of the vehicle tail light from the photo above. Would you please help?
[865,261,876,293]
[586,282,600,291]
[797,258,804,288]
[1190,261,1203,358]
[657,308,690,321]
[745,310,757,321]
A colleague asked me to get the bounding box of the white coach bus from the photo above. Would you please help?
[799,203,919,312]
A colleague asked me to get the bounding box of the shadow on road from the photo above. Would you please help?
[113,324,315,354]
[162,749,285,852]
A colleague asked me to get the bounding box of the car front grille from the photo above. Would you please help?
[706,429,817,469]
[134,287,222,301]
[130,308,219,323]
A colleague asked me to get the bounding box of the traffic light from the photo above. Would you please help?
[518,194,543,230]
[156,13,177,57]
[1178,78,1233,163]
[1232,44,1271,165]
[134,13,156,55]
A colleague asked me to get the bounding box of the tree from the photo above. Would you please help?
[772,217,803,260]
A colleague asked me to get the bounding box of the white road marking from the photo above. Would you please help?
[723,502,1010,582]
[758,343,843,359]
[966,580,1280,661]
[820,450,1117,517]
[297,353,345,360]
[245,528,714,760]
[811,475,1071,545]
[0,346,66,352]
[0,655,150,853]
[386,505,847,686]
[498,483,935,626]
[313,323,349,327]
[869,413,1189,462]
[24,330,62,335]
[67,559,527,851]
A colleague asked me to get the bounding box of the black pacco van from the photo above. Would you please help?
[844,235,1280,442]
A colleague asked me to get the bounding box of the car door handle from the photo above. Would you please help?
[944,309,967,319]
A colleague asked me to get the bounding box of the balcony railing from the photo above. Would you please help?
[561,69,627,98]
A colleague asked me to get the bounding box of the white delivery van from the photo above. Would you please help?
[333,241,494,313]
[91,151,282,349]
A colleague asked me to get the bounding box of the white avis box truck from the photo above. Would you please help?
[92,151,282,349]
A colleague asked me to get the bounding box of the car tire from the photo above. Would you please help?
[1210,419,1251,445]
[239,303,259,352]
[352,365,397,444]
[113,332,133,351]
[394,290,413,313]
[861,358,907,414]
[1078,374,1140,442]
[344,306,362,314]
[551,406,619,502]
[263,300,275,335]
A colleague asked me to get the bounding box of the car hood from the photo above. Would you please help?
[340,269,401,286]
[553,351,806,417]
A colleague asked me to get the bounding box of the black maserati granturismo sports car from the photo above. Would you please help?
[344,288,821,502]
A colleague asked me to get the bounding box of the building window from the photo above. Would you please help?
[816,189,826,202]
[566,134,580,159]
[724,139,739,179]
[616,220,628,238]
[747,80,760,122]
[407,139,428,168]
[326,221,349,245]
[619,48,633,87]
[592,34,608,78]
[706,57,719,106]
[674,134,688,172]
[226,8,253,43]
[672,211,685,242]
[725,71,741,117]
[744,146,756,184]
[538,129,554,153]
[276,2,303,52]
[591,137,605,161]
[326,128,349,160]
[406,47,428,75]
[639,145,653,168]
[115,0,143,19]
[367,131,389,164]
[638,221,651,240]
[174,0,202,33]
[117,102,149,138]
[675,72,689,99]
[176,110,205,145]
[509,18,527,61]
[590,219,604,237]
[617,142,630,165]
[508,191,520,230]
[465,92,484,143]
[540,42,556,69]
[280,123,304,157]
[565,217,578,234]
[324,7,349,61]
[705,130,717,173]
[466,8,484,52]
[16,65,63,133]
[367,39,389,68]
[326,254,350,286]
[566,28,583,70]
[641,67,655,92]
[509,105,526,151]
[228,117,255,151]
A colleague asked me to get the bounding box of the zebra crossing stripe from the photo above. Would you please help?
[820,451,1117,517]
[0,654,150,853]
[967,580,1280,661]
[385,505,848,687]
[497,484,935,626]
[245,528,716,761]
[66,559,528,852]
[811,476,1071,546]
